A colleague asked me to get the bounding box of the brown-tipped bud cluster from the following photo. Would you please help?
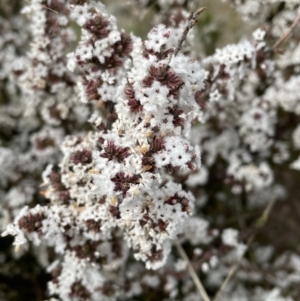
[73,240,97,261]
[70,149,92,165]
[109,205,121,219]
[100,141,130,163]
[86,219,101,232]
[18,213,45,233]
[111,172,141,195]
[143,46,175,60]
[165,193,190,213]
[125,83,143,113]
[113,32,133,59]
[150,136,165,152]
[48,104,62,120]
[142,136,165,172]
[49,170,65,191]
[85,15,110,39]
[70,281,90,300]
[169,105,184,127]
[82,78,102,101]
[148,245,163,263]
[99,33,133,69]
[142,65,183,99]
[49,170,70,203]
[157,218,169,233]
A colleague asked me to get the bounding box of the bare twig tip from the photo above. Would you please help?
[196,7,206,15]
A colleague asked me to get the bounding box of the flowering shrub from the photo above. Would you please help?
[1,0,300,300]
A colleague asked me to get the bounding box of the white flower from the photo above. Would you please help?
[253,28,266,41]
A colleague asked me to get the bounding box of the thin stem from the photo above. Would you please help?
[173,7,206,58]
[105,101,115,132]
[164,7,206,72]
[213,234,254,301]
[25,0,59,15]
[175,241,211,301]
[272,12,300,50]
[213,197,276,301]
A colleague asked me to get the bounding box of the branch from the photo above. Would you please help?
[213,197,277,301]
[165,7,206,70]
[174,7,206,58]
[175,241,211,301]
[105,101,115,132]
[272,12,300,51]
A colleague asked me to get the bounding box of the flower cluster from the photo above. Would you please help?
[2,1,205,299]
[1,0,300,301]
